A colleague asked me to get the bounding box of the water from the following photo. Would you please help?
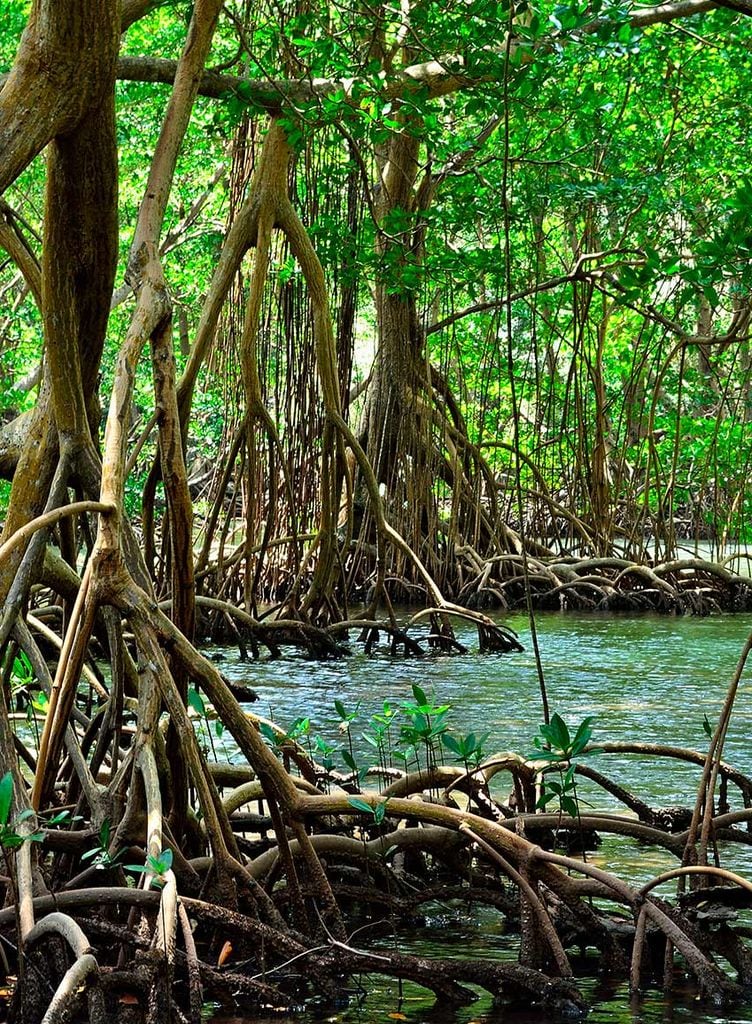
[208,612,752,1024]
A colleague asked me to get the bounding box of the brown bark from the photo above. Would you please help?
[0,0,120,622]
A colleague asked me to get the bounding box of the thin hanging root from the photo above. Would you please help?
[130,612,245,873]
[178,902,203,1024]
[32,558,98,810]
[138,744,177,960]
[261,137,458,622]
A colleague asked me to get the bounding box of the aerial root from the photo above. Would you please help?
[460,554,752,615]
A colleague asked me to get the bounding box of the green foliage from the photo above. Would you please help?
[126,847,174,883]
[187,686,206,716]
[0,773,13,833]
[536,764,580,817]
[532,715,598,820]
[361,701,398,773]
[0,1,31,71]
[442,730,488,770]
[3,0,752,593]
[10,651,33,691]
[314,735,336,772]
[81,818,125,869]
[334,700,359,725]
[348,796,388,825]
[259,721,278,747]
[0,772,43,850]
[532,713,596,762]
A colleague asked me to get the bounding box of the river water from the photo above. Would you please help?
[208,612,752,1024]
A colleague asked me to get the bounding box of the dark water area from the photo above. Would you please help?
[207,612,752,1024]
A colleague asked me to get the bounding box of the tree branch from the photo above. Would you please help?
[98,0,726,110]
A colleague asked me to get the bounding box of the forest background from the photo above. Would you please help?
[3,0,752,629]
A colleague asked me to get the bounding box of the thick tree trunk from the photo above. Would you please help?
[0,0,120,611]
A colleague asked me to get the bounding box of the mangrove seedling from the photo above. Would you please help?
[399,684,450,780]
[348,796,388,826]
[81,818,124,869]
[335,699,361,786]
[0,772,43,851]
[442,730,489,777]
[126,847,174,888]
[531,714,598,822]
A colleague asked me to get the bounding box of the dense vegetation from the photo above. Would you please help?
[3,0,752,1021]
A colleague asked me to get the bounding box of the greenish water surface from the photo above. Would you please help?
[209,612,752,1024]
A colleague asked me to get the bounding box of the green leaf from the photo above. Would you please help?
[341,750,358,772]
[100,818,111,849]
[46,810,71,826]
[373,800,387,824]
[259,722,277,745]
[536,787,560,809]
[412,684,428,707]
[288,716,310,738]
[187,687,206,716]
[0,832,24,850]
[11,653,33,685]
[348,797,373,815]
[561,795,579,817]
[157,848,173,872]
[570,717,595,756]
[442,733,462,756]
[334,699,348,720]
[530,749,568,762]
[144,848,173,875]
[543,713,570,752]
[0,773,14,827]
